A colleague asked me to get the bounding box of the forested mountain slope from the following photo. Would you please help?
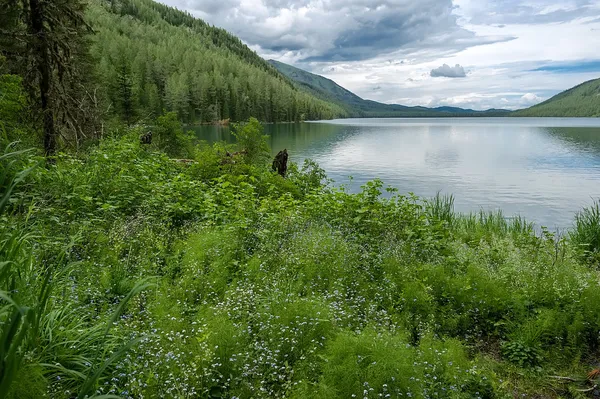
[269,60,511,117]
[514,78,600,117]
[88,0,347,124]
[268,60,365,111]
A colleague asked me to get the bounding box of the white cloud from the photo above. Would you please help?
[158,0,600,110]
[430,64,467,78]
[520,93,544,105]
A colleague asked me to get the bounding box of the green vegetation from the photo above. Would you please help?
[2,0,600,397]
[3,117,600,397]
[515,78,600,117]
[269,60,512,117]
[87,0,347,124]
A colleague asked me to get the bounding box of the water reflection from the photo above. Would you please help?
[192,118,600,229]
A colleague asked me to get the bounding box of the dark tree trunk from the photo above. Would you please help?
[28,0,56,156]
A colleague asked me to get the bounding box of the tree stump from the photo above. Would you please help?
[272,149,288,177]
[140,131,152,145]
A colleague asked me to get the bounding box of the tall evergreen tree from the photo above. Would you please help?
[0,0,93,155]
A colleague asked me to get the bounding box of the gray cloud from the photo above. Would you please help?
[585,17,600,24]
[164,0,514,62]
[464,0,598,25]
[430,64,467,78]
[156,0,599,110]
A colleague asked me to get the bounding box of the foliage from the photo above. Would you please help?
[231,117,270,165]
[0,73,26,132]
[88,0,347,124]
[152,112,194,158]
[0,58,36,147]
[2,0,598,396]
[2,126,600,397]
[0,142,152,398]
[571,199,600,266]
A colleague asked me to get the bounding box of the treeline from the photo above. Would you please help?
[89,0,347,124]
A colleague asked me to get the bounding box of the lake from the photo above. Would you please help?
[194,118,600,230]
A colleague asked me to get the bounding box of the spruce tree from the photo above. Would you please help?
[0,0,93,155]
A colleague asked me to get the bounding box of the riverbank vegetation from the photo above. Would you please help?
[3,115,600,398]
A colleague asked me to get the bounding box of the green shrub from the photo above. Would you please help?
[231,117,270,165]
[315,330,421,398]
[571,200,600,266]
[153,111,195,158]
[172,227,244,303]
[501,340,543,368]
[302,330,496,399]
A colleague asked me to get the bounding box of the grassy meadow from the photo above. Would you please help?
[2,117,600,398]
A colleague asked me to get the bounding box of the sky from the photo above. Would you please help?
[159,0,600,110]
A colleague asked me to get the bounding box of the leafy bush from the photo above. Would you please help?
[231,117,270,165]
[501,340,543,368]
[153,112,195,158]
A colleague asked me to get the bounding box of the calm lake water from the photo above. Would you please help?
[194,118,600,230]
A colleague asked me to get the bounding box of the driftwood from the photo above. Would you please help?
[550,376,578,383]
[272,149,288,177]
[577,385,598,393]
[550,371,600,393]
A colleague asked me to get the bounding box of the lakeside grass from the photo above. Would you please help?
[2,122,600,398]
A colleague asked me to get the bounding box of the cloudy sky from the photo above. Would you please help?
[161,0,600,110]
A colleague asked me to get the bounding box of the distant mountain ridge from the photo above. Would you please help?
[269,60,511,117]
[514,78,600,117]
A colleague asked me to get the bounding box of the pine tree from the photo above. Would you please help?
[114,61,136,124]
[0,0,94,155]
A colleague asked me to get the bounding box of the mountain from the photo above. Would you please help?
[267,60,365,108]
[514,78,600,117]
[269,60,511,117]
[86,0,347,124]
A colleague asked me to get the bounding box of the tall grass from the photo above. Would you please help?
[427,192,534,239]
[0,143,38,397]
[0,143,153,398]
[453,209,534,242]
[427,192,455,225]
[571,199,600,265]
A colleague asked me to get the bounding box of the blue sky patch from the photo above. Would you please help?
[532,60,600,73]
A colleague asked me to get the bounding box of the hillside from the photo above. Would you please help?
[87,0,347,123]
[269,60,511,117]
[268,60,365,110]
[515,78,600,117]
